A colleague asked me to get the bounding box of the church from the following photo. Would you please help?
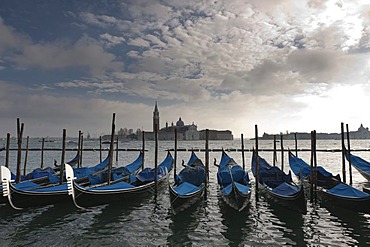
[137,102,233,141]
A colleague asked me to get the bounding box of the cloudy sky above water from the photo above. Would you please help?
[0,0,369,138]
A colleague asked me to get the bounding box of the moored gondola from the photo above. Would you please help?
[216,150,251,212]
[251,150,306,213]
[0,152,143,210]
[169,151,206,213]
[68,151,174,208]
[288,151,341,189]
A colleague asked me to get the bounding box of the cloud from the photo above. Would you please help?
[0,18,123,75]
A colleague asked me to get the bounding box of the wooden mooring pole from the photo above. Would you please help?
[142,131,145,170]
[294,133,298,157]
[341,122,347,184]
[313,130,317,202]
[280,134,284,171]
[273,135,276,166]
[23,136,29,176]
[16,118,24,183]
[310,131,314,202]
[107,113,116,185]
[5,133,10,168]
[41,137,45,169]
[205,129,209,200]
[255,125,259,192]
[59,129,66,185]
[154,123,158,195]
[241,134,245,171]
[346,124,352,186]
[99,135,102,163]
[174,129,178,180]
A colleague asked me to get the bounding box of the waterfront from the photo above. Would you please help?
[1,138,370,246]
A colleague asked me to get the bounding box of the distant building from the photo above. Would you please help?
[259,124,370,140]
[137,102,233,141]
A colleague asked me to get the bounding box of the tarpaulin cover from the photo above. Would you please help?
[73,155,110,179]
[345,151,370,174]
[327,183,370,198]
[251,151,293,188]
[32,183,68,192]
[174,182,201,196]
[289,152,334,178]
[234,182,251,195]
[175,152,205,186]
[271,182,300,196]
[217,151,249,188]
[136,153,173,182]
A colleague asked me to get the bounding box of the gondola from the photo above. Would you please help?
[344,149,370,181]
[288,151,341,189]
[0,152,88,205]
[169,151,206,213]
[251,150,306,213]
[318,183,370,214]
[216,150,251,212]
[68,151,174,208]
[1,152,143,210]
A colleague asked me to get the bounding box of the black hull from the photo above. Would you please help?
[6,184,71,209]
[220,185,251,212]
[73,176,170,208]
[169,184,205,213]
[263,185,307,214]
[318,189,370,214]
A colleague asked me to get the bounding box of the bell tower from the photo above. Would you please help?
[153,101,160,133]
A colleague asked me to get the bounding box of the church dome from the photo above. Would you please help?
[176,117,184,127]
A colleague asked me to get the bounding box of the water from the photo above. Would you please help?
[1,138,370,246]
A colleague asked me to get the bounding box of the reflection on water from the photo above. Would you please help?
[2,139,370,245]
[218,195,252,246]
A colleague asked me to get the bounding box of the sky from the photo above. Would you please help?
[0,0,369,139]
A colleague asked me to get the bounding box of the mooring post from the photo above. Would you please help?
[154,123,158,195]
[5,133,10,168]
[294,133,298,157]
[108,113,116,185]
[16,118,24,183]
[174,128,178,180]
[80,133,84,167]
[241,133,245,171]
[205,129,209,200]
[341,122,347,184]
[280,134,284,172]
[273,135,276,166]
[116,136,119,164]
[99,135,102,163]
[23,136,29,176]
[78,130,81,168]
[41,137,45,169]
[313,130,317,202]
[255,125,259,192]
[60,129,66,185]
[142,131,145,170]
[346,124,352,186]
[310,131,314,202]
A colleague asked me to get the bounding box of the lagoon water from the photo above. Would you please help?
[1,138,370,246]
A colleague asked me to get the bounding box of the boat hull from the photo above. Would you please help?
[262,184,307,214]
[220,185,251,212]
[6,184,71,209]
[318,189,370,214]
[73,175,169,208]
[169,184,205,213]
